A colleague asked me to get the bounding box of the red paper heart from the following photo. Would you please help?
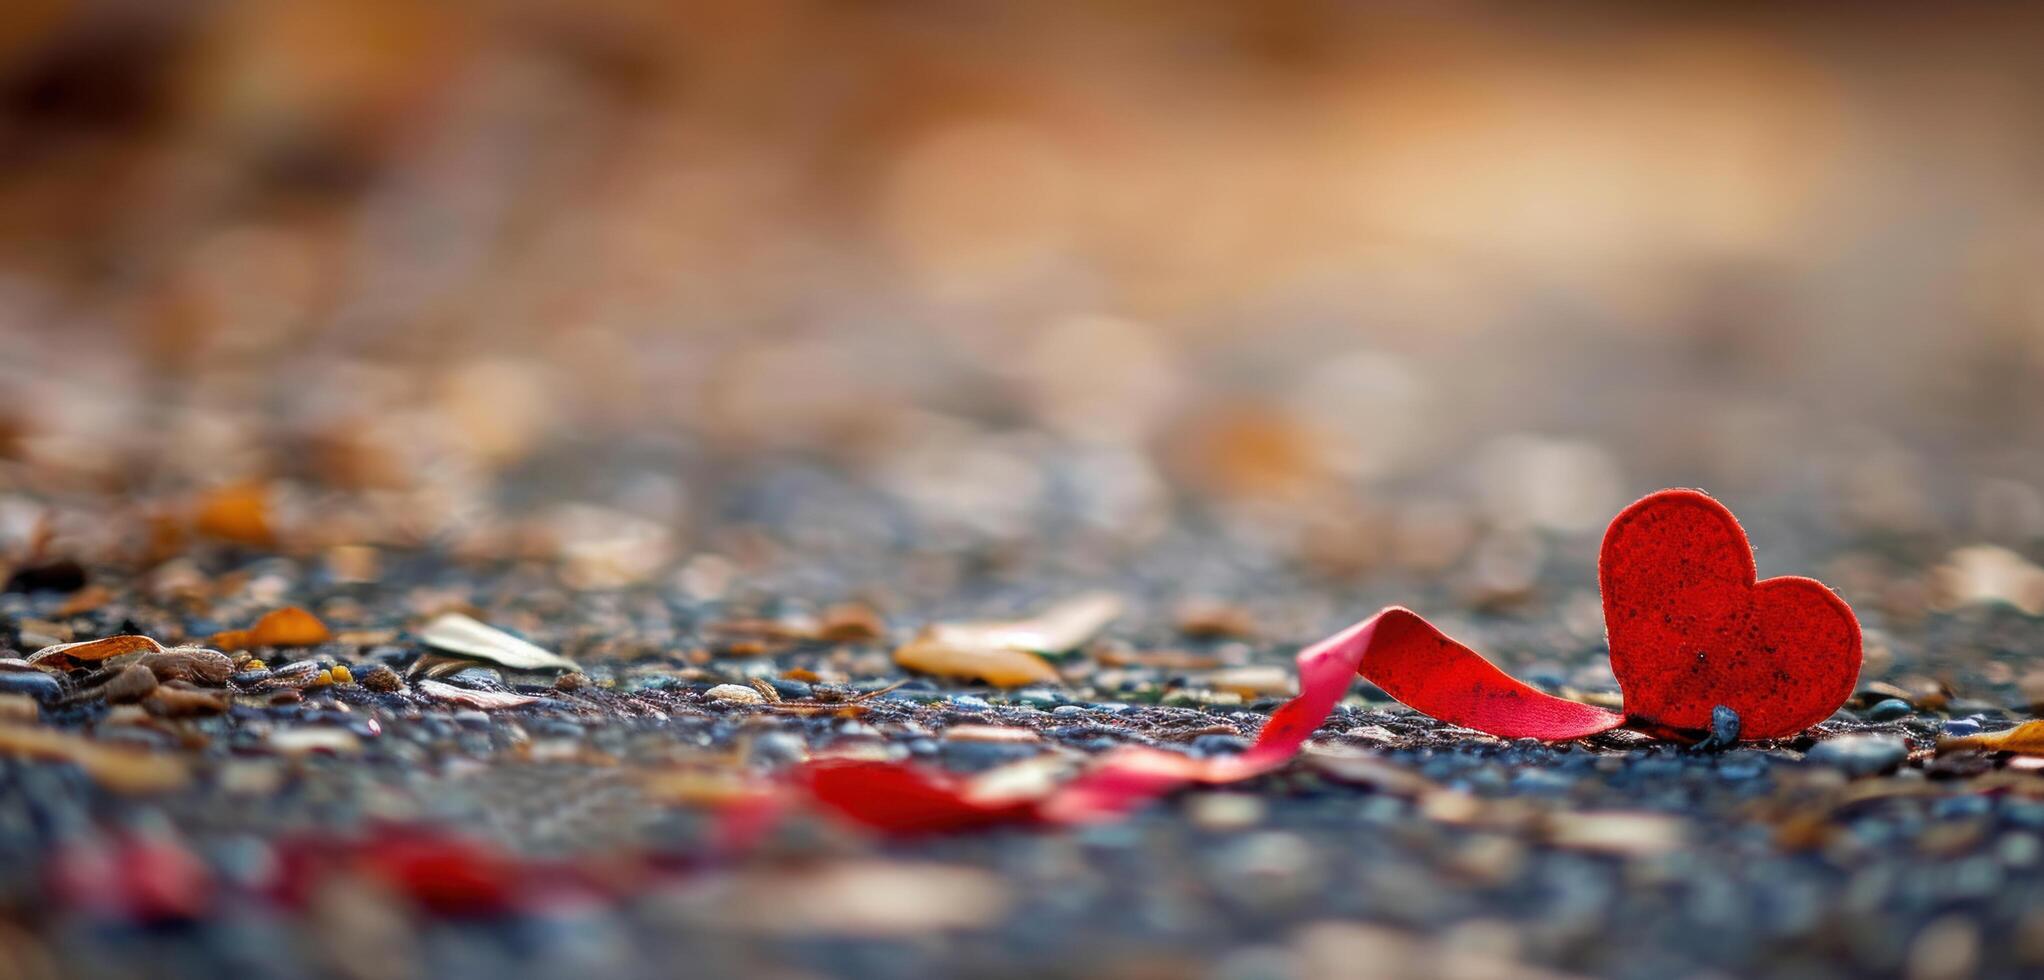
[786,488,1862,835]
[1599,488,1860,740]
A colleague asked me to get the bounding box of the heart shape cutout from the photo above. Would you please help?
[789,488,1865,835]
[1599,488,1860,740]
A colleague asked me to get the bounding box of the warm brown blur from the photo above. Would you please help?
[3,1,2043,565]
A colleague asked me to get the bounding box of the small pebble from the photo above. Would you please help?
[0,671,64,704]
[0,692,38,722]
[146,686,227,718]
[554,672,590,692]
[358,665,403,693]
[101,664,159,704]
[705,684,765,705]
[1807,734,1909,777]
[1191,733,1251,756]
[1942,718,1983,737]
[943,724,1040,743]
[1865,698,1913,722]
[1188,793,1266,831]
[749,731,808,765]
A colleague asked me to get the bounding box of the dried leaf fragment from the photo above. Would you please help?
[818,603,886,643]
[943,724,1040,743]
[922,592,1122,653]
[893,638,1060,687]
[29,635,163,667]
[212,607,332,651]
[1939,720,2044,756]
[405,653,485,680]
[892,593,1119,688]
[1204,665,1296,698]
[414,679,539,710]
[411,613,578,675]
[192,481,275,546]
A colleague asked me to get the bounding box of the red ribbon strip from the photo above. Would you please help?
[797,606,1623,833]
[791,489,1863,835]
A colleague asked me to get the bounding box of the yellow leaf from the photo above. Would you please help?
[1940,720,2044,755]
[893,638,1060,687]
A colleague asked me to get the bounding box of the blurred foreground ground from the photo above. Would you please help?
[4,3,2044,978]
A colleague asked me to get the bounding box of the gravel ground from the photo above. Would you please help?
[4,461,2044,980]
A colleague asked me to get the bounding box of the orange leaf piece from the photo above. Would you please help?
[1940,720,2044,756]
[892,638,1060,688]
[192,482,275,546]
[212,607,331,651]
[28,635,166,666]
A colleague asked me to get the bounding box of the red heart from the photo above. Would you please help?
[788,488,1864,836]
[1600,489,1860,740]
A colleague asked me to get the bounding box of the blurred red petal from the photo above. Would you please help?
[796,759,1038,834]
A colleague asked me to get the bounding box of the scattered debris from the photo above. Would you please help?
[942,724,1040,743]
[211,607,332,651]
[0,724,189,793]
[268,727,364,755]
[921,592,1123,654]
[705,684,767,705]
[136,648,235,685]
[359,664,404,692]
[893,639,1061,687]
[1544,811,1689,856]
[1204,665,1295,698]
[0,693,38,723]
[98,664,160,704]
[145,685,229,717]
[1174,599,1256,638]
[1807,734,1910,776]
[1932,544,2044,615]
[409,613,579,677]
[414,679,539,710]
[675,862,1011,936]
[28,635,165,667]
[1939,720,2044,755]
[818,602,887,643]
[191,482,276,546]
[891,592,1121,686]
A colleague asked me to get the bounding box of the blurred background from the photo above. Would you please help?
[3,0,2044,610]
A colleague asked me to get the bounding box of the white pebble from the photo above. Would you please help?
[706,684,766,704]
